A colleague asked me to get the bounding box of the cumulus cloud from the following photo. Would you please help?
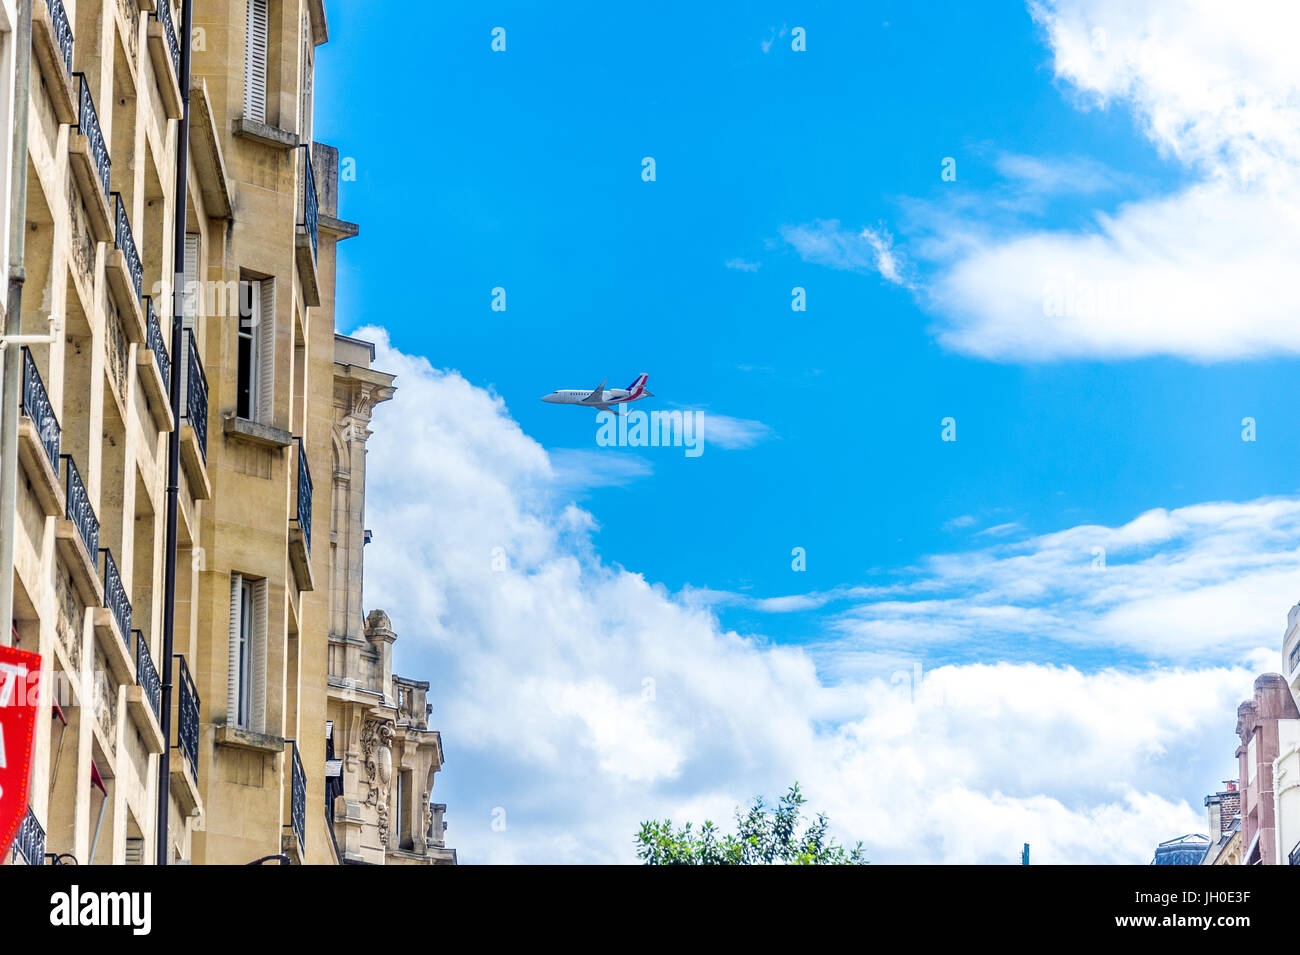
[921,0,1300,361]
[356,329,1273,864]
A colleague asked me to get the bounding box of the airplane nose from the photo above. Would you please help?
[541,393,556,402]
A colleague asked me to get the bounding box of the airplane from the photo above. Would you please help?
[541,374,653,413]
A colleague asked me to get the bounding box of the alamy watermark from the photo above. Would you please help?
[595,408,704,458]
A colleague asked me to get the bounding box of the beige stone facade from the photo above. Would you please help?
[326,336,455,865]
[3,0,453,866]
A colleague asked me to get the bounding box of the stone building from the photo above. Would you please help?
[1234,673,1299,865]
[5,0,212,866]
[3,0,453,866]
[325,335,454,865]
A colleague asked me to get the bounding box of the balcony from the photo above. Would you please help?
[32,0,76,124]
[1291,841,1300,867]
[17,347,64,516]
[171,655,201,815]
[107,193,147,343]
[94,548,135,685]
[295,148,321,306]
[11,809,46,866]
[289,740,306,857]
[55,455,102,606]
[68,74,112,241]
[147,0,182,119]
[99,548,131,649]
[125,630,165,754]
[179,329,211,499]
[138,296,174,432]
[288,437,315,592]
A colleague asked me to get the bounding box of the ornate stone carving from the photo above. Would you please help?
[361,718,396,848]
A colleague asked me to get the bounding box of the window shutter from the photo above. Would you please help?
[244,0,269,124]
[251,578,268,733]
[255,280,275,425]
[227,574,242,724]
[183,234,200,328]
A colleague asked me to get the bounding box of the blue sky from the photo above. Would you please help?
[313,1,1300,862]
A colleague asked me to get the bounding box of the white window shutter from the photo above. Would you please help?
[227,574,242,725]
[251,578,268,733]
[183,234,200,328]
[257,280,276,425]
[244,0,269,124]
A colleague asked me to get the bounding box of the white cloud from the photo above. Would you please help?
[724,257,761,272]
[549,449,653,494]
[694,410,773,450]
[780,219,909,286]
[920,0,1300,361]
[823,498,1300,669]
[356,328,1280,864]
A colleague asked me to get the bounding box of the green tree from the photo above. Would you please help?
[636,783,867,865]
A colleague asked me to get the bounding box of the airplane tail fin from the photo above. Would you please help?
[625,373,649,398]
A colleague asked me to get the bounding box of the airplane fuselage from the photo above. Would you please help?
[542,374,653,411]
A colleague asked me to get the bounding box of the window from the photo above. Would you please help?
[237,279,276,423]
[244,0,270,124]
[227,573,267,731]
[183,233,200,328]
[1248,733,1258,784]
[397,770,413,849]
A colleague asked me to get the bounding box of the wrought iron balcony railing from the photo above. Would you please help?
[295,436,312,554]
[135,630,161,721]
[61,454,98,557]
[184,329,208,461]
[177,654,199,780]
[113,192,143,301]
[49,0,74,75]
[154,0,180,76]
[301,149,318,260]
[145,296,170,392]
[290,740,306,853]
[74,74,110,201]
[100,548,132,648]
[19,347,60,473]
[11,809,45,866]
[1291,841,1300,866]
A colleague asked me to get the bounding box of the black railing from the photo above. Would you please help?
[295,437,312,554]
[74,74,110,200]
[135,630,161,721]
[301,150,318,259]
[184,330,208,461]
[176,655,199,780]
[113,193,143,301]
[61,455,98,557]
[11,810,45,866]
[1291,841,1300,866]
[145,296,170,393]
[154,0,180,76]
[290,741,306,852]
[49,0,74,75]
[100,549,132,648]
[19,347,60,472]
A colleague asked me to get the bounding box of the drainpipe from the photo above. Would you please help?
[0,0,35,649]
[157,0,193,866]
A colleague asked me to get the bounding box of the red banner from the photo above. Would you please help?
[0,645,42,860]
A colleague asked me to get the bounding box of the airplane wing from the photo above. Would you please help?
[580,378,608,404]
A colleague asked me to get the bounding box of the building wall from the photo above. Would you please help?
[324,335,456,865]
[1235,673,1300,865]
[4,0,206,865]
[3,0,397,868]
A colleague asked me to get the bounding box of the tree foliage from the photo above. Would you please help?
[635,783,867,865]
